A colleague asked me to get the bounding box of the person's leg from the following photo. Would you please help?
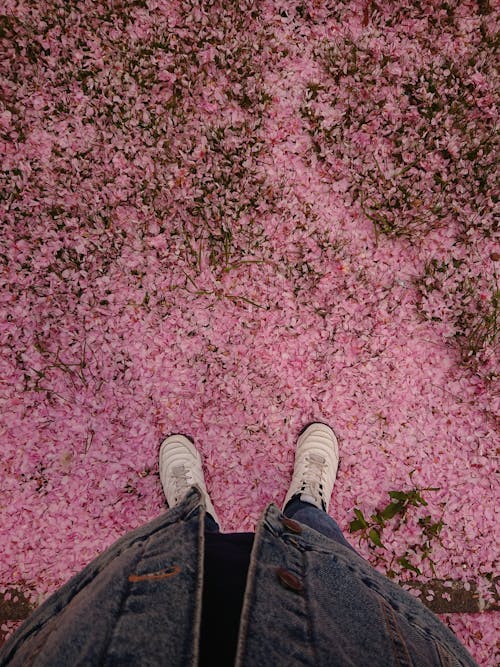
[283,495,356,552]
[204,512,220,533]
[282,422,356,552]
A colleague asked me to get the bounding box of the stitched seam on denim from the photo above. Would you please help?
[4,624,57,667]
[192,504,205,667]
[435,639,460,667]
[302,550,320,667]
[234,514,264,667]
[372,585,466,663]
[379,597,413,667]
[98,539,148,667]
[376,587,455,648]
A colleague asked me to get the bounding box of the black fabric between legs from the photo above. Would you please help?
[199,531,254,666]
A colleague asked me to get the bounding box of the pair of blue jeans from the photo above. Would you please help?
[204,495,356,553]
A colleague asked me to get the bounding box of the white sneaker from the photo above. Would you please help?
[282,423,339,512]
[159,434,220,527]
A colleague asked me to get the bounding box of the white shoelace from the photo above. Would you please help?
[172,465,192,502]
[301,453,326,502]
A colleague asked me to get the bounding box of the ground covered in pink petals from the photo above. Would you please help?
[1,0,498,663]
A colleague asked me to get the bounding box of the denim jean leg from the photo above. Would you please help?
[283,495,357,553]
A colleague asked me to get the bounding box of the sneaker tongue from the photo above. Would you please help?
[172,465,189,501]
[172,465,189,490]
[300,493,319,507]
